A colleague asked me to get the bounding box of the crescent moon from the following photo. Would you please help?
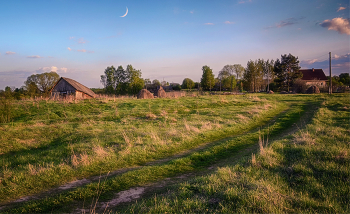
[120,7,128,17]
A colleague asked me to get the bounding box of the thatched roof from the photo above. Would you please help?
[52,77,96,97]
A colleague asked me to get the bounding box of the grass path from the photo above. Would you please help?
[104,99,320,213]
[2,98,321,213]
[116,94,349,213]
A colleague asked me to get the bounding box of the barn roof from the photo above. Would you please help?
[300,69,328,81]
[53,77,96,97]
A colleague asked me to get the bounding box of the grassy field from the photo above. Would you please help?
[1,93,348,213]
[116,94,349,213]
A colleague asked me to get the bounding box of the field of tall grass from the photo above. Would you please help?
[1,93,346,213]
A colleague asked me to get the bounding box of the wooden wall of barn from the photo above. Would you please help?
[52,79,76,93]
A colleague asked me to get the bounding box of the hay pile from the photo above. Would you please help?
[306,85,320,94]
[267,90,274,94]
[137,89,154,99]
[156,86,167,98]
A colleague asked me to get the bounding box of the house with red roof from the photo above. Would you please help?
[300,68,328,87]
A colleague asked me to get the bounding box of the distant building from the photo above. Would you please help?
[300,68,328,87]
[50,77,96,99]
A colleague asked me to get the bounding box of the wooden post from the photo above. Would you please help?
[329,52,332,94]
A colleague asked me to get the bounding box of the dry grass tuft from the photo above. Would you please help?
[236,114,248,122]
[93,145,109,158]
[335,150,348,161]
[251,153,256,166]
[71,153,90,168]
[201,121,212,130]
[28,164,37,175]
[184,120,191,131]
[293,131,316,145]
[220,96,229,103]
[146,113,157,119]
[160,110,167,117]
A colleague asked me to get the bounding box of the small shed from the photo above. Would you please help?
[50,77,96,99]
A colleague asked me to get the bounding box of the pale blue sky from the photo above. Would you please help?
[0,0,349,89]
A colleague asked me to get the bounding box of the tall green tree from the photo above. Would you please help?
[201,65,215,91]
[233,64,245,80]
[274,54,302,91]
[114,65,129,94]
[152,79,161,87]
[100,66,116,94]
[182,78,195,90]
[259,59,275,91]
[25,72,60,94]
[243,60,263,92]
[125,65,144,95]
[218,65,237,91]
[339,73,350,87]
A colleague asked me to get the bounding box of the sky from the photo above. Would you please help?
[0,0,349,90]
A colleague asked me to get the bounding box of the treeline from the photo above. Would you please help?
[0,72,60,99]
[100,65,144,95]
[193,53,349,93]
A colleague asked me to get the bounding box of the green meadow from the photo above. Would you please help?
[0,93,348,213]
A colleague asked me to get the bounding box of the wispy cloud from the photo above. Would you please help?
[77,49,94,53]
[303,59,319,65]
[27,55,43,59]
[337,7,346,12]
[77,38,88,44]
[204,23,214,25]
[224,21,235,24]
[190,10,194,14]
[67,47,72,51]
[69,36,75,40]
[6,51,16,55]
[300,53,350,75]
[238,0,252,4]
[320,17,350,35]
[265,17,304,29]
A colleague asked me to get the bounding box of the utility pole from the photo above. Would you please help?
[329,52,332,94]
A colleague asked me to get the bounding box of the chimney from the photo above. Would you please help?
[312,68,314,72]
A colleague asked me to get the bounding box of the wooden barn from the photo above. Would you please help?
[50,77,96,99]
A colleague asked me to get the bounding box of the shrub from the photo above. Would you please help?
[0,98,13,123]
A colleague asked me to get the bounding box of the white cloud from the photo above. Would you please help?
[334,54,340,59]
[303,59,319,64]
[60,67,68,73]
[204,23,214,25]
[69,36,75,40]
[337,7,346,12]
[224,21,235,24]
[36,66,58,73]
[67,47,72,51]
[27,55,43,58]
[36,66,68,73]
[238,0,252,4]
[190,10,194,14]
[77,49,94,53]
[78,38,88,44]
[320,17,350,35]
[6,51,16,55]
